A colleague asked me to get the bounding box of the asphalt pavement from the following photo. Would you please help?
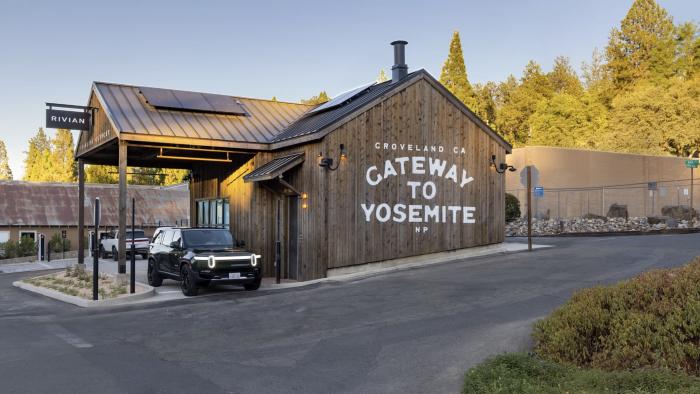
[1,234,699,393]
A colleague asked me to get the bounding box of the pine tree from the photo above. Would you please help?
[301,91,330,105]
[548,56,583,96]
[377,69,389,83]
[605,0,675,89]
[439,31,477,110]
[0,140,12,180]
[23,128,52,181]
[472,82,498,126]
[50,129,76,182]
[674,22,700,79]
[85,165,118,184]
[495,61,554,145]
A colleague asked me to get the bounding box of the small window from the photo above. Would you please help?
[172,230,182,247]
[0,231,9,243]
[162,230,175,245]
[19,231,36,241]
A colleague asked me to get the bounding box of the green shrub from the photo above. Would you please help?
[533,257,700,376]
[505,193,521,222]
[464,353,700,394]
[49,232,70,253]
[18,236,36,257]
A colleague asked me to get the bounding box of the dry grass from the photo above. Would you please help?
[24,265,130,300]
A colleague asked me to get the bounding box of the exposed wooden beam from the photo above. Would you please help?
[77,159,85,266]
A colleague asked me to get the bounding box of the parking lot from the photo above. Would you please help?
[1,234,699,393]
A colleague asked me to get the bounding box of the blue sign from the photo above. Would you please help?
[534,186,544,198]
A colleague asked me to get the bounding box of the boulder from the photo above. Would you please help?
[582,213,607,221]
[661,205,697,221]
[647,215,678,228]
[607,203,629,219]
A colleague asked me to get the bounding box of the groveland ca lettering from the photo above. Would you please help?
[50,115,86,125]
[361,155,477,228]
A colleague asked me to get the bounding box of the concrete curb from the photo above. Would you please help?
[508,227,700,238]
[13,275,155,308]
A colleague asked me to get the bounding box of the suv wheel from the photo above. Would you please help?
[112,246,118,261]
[244,277,262,291]
[147,259,162,287]
[99,245,107,259]
[180,265,199,296]
[141,253,148,260]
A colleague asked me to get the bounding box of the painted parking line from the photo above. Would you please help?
[46,324,93,349]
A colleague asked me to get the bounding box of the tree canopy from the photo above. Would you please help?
[442,0,700,157]
[0,140,12,180]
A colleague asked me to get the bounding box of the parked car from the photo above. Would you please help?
[147,228,262,296]
[99,229,150,260]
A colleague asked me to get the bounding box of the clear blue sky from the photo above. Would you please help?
[0,0,697,179]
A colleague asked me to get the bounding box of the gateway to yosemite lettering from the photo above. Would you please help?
[360,154,477,226]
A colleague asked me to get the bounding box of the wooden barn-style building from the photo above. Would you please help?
[74,41,512,281]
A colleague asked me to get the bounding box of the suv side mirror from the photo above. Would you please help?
[170,241,181,249]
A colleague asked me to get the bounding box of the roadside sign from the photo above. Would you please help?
[685,159,699,169]
[520,165,539,188]
[534,186,544,198]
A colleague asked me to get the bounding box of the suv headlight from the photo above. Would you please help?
[250,254,258,267]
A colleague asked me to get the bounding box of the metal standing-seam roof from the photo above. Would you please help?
[270,74,414,143]
[94,82,313,144]
[0,181,190,227]
[243,153,305,182]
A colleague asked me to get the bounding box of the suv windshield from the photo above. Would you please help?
[182,229,234,249]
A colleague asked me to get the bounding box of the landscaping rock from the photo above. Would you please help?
[661,205,697,221]
[505,215,700,236]
[606,203,628,219]
[582,213,607,221]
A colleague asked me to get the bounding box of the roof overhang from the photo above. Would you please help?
[244,153,305,182]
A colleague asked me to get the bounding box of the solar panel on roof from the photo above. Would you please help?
[307,82,375,115]
[139,86,247,116]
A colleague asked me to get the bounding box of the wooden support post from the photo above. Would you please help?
[118,141,127,274]
[78,159,85,266]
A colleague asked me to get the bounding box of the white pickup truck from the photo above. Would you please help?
[99,229,150,260]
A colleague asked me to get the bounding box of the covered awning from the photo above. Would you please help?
[243,153,305,183]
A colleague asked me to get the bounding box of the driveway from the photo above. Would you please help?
[1,234,698,393]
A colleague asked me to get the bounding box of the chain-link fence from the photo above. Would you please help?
[506,178,699,235]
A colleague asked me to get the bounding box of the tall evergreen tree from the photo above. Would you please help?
[439,31,477,110]
[50,129,76,182]
[23,128,52,181]
[547,56,583,96]
[495,61,554,145]
[0,140,12,180]
[605,0,675,89]
[472,82,498,126]
[85,165,118,184]
[674,22,700,79]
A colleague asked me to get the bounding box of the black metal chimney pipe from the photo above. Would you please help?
[391,40,408,83]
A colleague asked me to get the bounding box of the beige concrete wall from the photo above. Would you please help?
[505,146,699,218]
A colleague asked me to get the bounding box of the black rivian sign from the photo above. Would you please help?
[46,108,91,130]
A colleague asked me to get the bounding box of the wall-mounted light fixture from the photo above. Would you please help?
[301,192,308,209]
[490,154,516,174]
[318,144,347,171]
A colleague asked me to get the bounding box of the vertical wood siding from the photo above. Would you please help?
[191,78,506,280]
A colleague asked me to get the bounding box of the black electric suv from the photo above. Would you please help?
[147,228,262,296]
